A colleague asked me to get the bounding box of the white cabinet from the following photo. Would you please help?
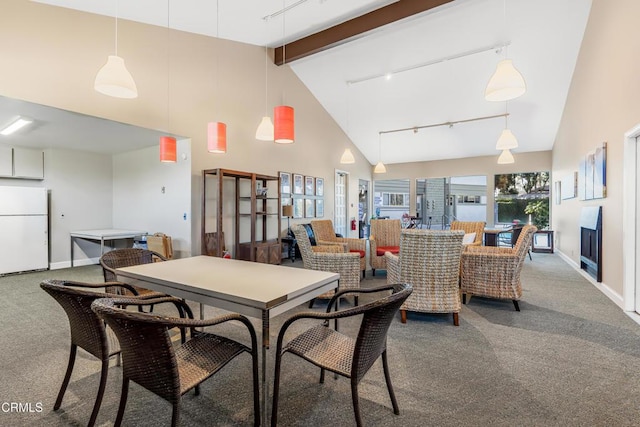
[0,146,12,177]
[0,147,44,180]
[13,147,44,179]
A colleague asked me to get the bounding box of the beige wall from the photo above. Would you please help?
[552,0,640,299]
[0,0,372,256]
[379,151,552,226]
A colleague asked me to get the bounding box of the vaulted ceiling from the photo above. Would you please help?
[28,0,592,163]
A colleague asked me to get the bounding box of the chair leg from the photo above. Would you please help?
[319,368,325,384]
[372,269,376,277]
[381,350,400,415]
[351,380,363,427]
[54,344,77,411]
[453,312,459,326]
[114,377,129,427]
[400,310,407,324]
[513,300,520,311]
[354,295,359,307]
[462,293,466,304]
[251,346,260,427]
[271,351,284,427]
[171,403,180,427]
[362,270,365,279]
[528,249,532,261]
[87,358,110,427]
[308,298,315,309]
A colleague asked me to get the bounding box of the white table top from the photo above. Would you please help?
[116,255,339,313]
[70,229,148,239]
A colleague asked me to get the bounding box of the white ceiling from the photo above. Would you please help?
[26,0,592,164]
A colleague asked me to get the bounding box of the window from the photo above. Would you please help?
[382,192,409,207]
[494,172,550,228]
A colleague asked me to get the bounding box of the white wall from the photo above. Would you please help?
[113,139,192,258]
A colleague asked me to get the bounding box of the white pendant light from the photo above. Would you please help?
[374,133,386,173]
[485,59,526,102]
[374,161,387,173]
[497,149,515,164]
[495,108,518,150]
[94,0,138,99]
[256,44,274,141]
[340,148,355,164]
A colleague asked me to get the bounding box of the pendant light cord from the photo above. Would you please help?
[281,0,286,105]
[167,0,170,131]
[114,0,119,55]
[264,45,268,115]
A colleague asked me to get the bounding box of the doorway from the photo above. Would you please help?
[334,170,349,237]
[623,123,640,314]
[358,179,369,238]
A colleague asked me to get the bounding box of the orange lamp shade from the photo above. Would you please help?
[274,105,294,144]
[207,122,227,153]
[160,136,177,162]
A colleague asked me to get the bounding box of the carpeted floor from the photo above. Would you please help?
[1,253,639,426]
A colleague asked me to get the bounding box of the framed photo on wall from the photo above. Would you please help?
[305,176,315,196]
[315,177,324,196]
[293,198,303,218]
[315,199,324,217]
[279,171,291,195]
[305,199,315,218]
[293,174,303,195]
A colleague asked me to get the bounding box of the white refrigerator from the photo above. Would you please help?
[0,186,48,275]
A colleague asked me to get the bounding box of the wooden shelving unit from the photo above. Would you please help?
[202,168,281,264]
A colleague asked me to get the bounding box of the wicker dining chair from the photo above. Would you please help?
[386,229,465,325]
[311,219,367,278]
[271,283,413,427]
[291,224,361,307]
[460,225,537,311]
[91,296,260,427]
[40,279,180,427]
[369,219,402,276]
[450,220,485,247]
[100,248,167,295]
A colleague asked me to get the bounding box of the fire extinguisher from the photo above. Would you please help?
[351,218,357,231]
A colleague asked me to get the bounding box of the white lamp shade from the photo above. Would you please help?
[497,149,515,164]
[485,59,526,102]
[340,148,356,164]
[255,116,274,141]
[94,55,138,99]
[495,128,519,150]
[374,161,387,173]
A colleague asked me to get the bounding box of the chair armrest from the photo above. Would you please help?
[385,253,400,283]
[337,237,366,252]
[312,244,344,254]
[316,239,348,252]
[53,279,142,296]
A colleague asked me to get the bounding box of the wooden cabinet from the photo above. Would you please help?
[202,169,281,264]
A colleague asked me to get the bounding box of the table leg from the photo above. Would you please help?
[261,310,269,425]
[70,236,74,268]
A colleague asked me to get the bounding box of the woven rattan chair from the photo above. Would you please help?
[40,279,172,427]
[450,220,485,247]
[311,219,367,278]
[91,296,260,427]
[271,283,413,427]
[100,248,167,295]
[291,224,360,307]
[460,225,537,311]
[369,219,402,276]
[386,229,465,325]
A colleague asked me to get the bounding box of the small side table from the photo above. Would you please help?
[531,230,554,253]
[281,237,297,263]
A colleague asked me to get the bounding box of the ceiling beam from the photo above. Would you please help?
[274,0,454,65]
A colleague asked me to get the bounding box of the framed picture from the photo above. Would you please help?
[593,142,607,199]
[281,197,292,218]
[293,198,303,218]
[279,171,291,195]
[305,199,315,218]
[293,174,303,195]
[305,176,315,196]
[315,177,324,197]
[315,199,324,217]
[561,172,577,200]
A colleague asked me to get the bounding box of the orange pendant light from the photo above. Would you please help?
[207,122,227,153]
[160,136,177,162]
[274,105,294,144]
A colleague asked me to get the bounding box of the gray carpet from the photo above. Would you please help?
[1,254,639,426]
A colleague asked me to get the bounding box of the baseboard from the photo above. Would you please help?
[556,250,624,309]
[50,257,100,270]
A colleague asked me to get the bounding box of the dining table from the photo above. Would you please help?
[115,255,340,424]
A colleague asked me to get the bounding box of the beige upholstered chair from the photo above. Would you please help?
[311,219,367,278]
[460,225,537,311]
[369,219,402,276]
[291,224,361,305]
[450,221,485,247]
[386,229,465,325]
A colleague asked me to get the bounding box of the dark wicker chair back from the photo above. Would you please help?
[100,248,166,282]
[352,283,413,382]
[40,279,138,427]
